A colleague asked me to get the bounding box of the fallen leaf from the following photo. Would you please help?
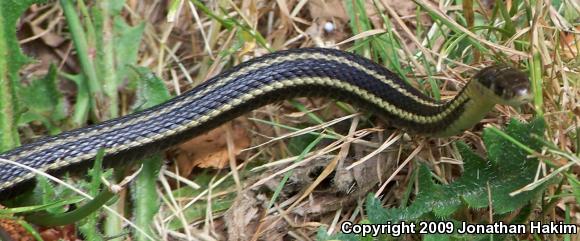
[171,119,251,176]
[223,190,262,241]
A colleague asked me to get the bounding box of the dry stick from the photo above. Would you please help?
[327,207,343,235]
[243,113,360,152]
[187,0,214,58]
[248,129,375,189]
[274,8,310,48]
[510,161,577,196]
[375,142,425,197]
[161,161,247,223]
[162,168,201,189]
[346,132,402,170]
[487,181,493,224]
[381,0,436,65]
[225,123,243,194]
[255,117,362,238]
[161,121,375,224]
[205,176,216,237]
[158,167,194,240]
[333,29,387,47]
[19,10,63,44]
[203,29,237,81]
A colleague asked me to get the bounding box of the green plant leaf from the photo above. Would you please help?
[60,0,103,122]
[480,119,546,213]
[17,65,66,134]
[62,73,91,126]
[366,118,549,223]
[113,19,145,87]
[130,67,171,241]
[101,0,124,14]
[132,155,162,241]
[131,67,172,110]
[567,175,580,204]
[0,0,45,151]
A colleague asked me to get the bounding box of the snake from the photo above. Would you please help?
[0,48,531,201]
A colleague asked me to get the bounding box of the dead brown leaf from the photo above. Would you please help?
[221,131,399,240]
[172,119,251,177]
[223,190,265,241]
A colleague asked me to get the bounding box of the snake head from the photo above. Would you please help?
[474,65,532,106]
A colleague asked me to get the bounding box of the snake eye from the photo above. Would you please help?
[475,65,531,106]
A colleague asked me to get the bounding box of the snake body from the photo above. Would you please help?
[0,48,531,200]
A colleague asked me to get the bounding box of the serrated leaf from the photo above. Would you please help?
[484,118,543,168]
[131,67,172,110]
[365,118,549,225]
[0,0,45,150]
[481,119,547,213]
[365,193,389,224]
[0,0,42,70]
[18,65,66,134]
[131,67,171,241]
[132,155,162,241]
[455,143,492,209]
[113,19,145,87]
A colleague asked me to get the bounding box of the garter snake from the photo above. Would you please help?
[0,48,531,200]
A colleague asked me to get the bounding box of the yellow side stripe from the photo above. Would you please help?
[1,76,468,190]
[8,52,442,160]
